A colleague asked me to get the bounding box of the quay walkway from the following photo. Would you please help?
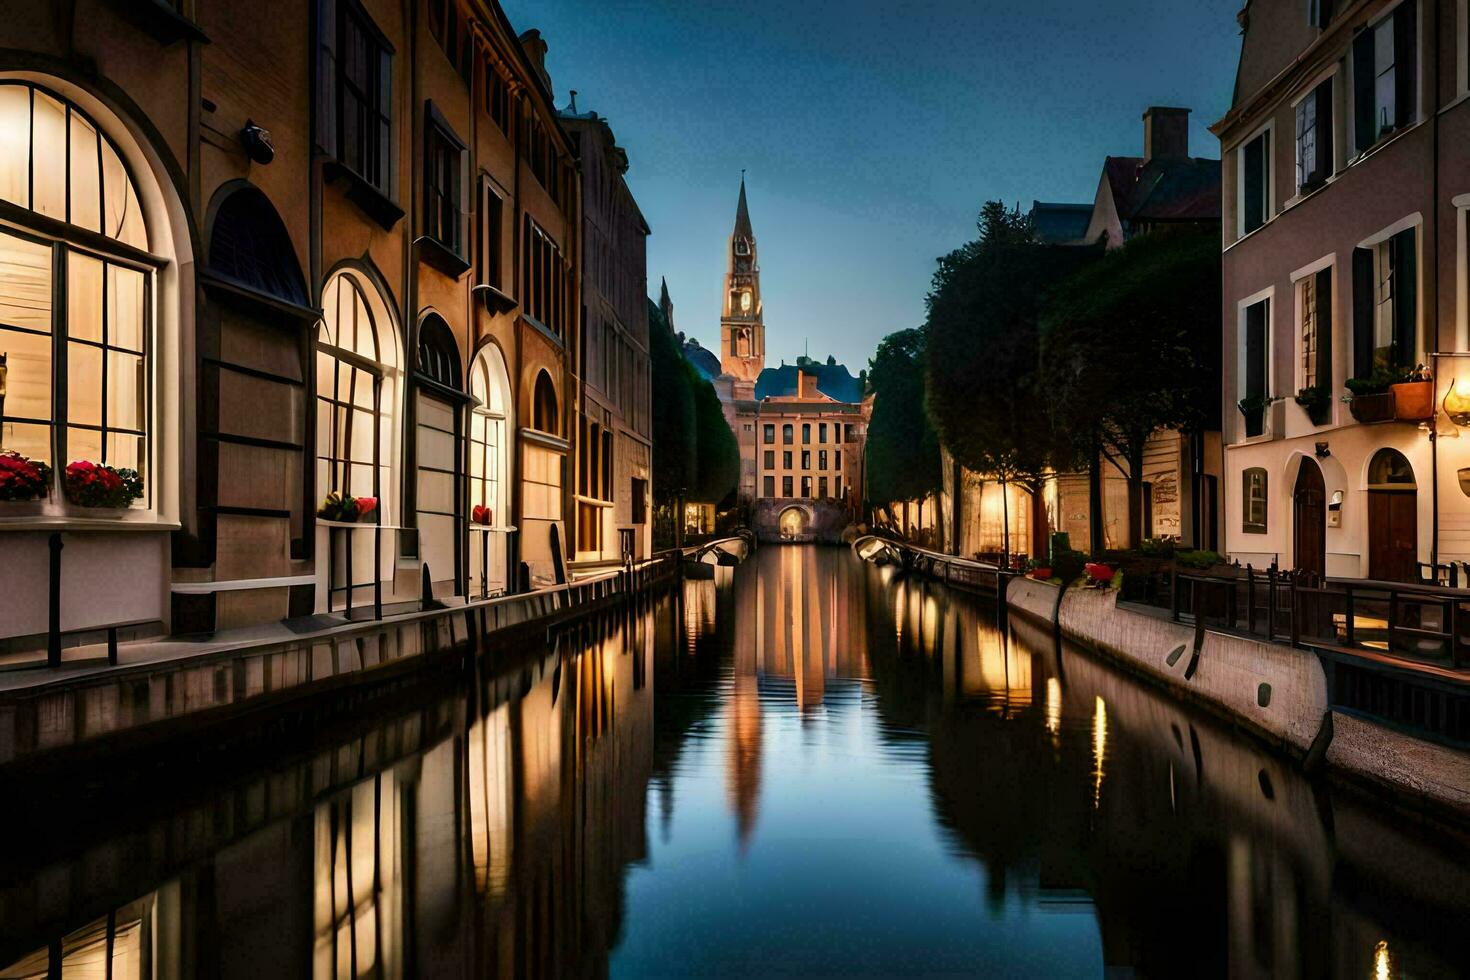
[0,536,750,770]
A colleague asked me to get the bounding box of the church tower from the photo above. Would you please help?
[720,176,765,389]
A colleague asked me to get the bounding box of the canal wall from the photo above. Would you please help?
[0,538,750,770]
[1006,577,1470,823]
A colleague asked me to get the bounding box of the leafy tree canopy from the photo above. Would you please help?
[866,327,941,505]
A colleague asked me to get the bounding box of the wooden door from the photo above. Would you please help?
[1368,489,1417,583]
[1292,461,1326,579]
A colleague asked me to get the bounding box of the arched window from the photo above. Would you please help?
[316,271,400,506]
[532,370,558,433]
[208,185,307,305]
[782,423,793,445]
[0,83,154,508]
[1368,448,1415,487]
[415,314,461,390]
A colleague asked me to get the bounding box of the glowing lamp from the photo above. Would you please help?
[1444,377,1470,426]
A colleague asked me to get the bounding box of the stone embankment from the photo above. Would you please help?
[1007,577,1470,824]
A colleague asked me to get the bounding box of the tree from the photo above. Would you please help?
[924,201,1096,560]
[1040,226,1222,549]
[687,358,739,504]
[649,299,695,507]
[866,328,941,527]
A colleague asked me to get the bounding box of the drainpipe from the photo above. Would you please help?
[1431,0,1443,572]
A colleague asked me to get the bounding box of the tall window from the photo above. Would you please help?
[1241,297,1270,437]
[801,450,810,469]
[316,273,399,506]
[477,180,503,289]
[1299,267,1332,391]
[763,423,774,444]
[1353,228,1416,376]
[781,476,792,498]
[819,477,828,498]
[426,0,473,82]
[532,370,558,433]
[1242,468,1268,533]
[819,450,828,470]
[1240,129,1270,234]
[763,450,774,469]
[338,0,392,195]
[801,475,812,497]
[782,423,793,445]
[1295,79,1333,193]
[425,111,465,256]
[801,423,811,444]
[782,451,792,469]
[1353,3,1416,153]
[819,422,827,443]
[763,475,775,497]
[469,345,510,531]
[0,84,153,506]
[485,66,510,134]
[521,215,569,340]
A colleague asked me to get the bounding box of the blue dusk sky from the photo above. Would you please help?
[501,0,1243,374]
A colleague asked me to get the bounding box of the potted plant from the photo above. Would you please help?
[63,460,143,509]
[1391,363,1434,421]
[1025,557,1052,580]
[316,491,379,523]
[1345,365,1402,423]
[1295,385,1332,426]
[1237,394,1278,438]
[0,451,52,506]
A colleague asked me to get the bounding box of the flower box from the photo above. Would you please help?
[1349,391,1396,424]
[1391,380,1435,421]
[0,451,52,503]
[63,460,142,508]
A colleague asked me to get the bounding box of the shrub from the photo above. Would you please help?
[1175,549,1226,570]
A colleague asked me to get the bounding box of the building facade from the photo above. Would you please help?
[0,0,584,658]
[1214,0,1470,581]
[705,180,868,542]
[559,100,652,566]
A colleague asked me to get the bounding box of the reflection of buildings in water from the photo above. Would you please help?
[682,575,718,649]
[469,702,514,899]
[1090,696,1107,810]
[314,773,406,980]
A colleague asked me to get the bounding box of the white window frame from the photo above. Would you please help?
[1235,286,1276,443]
[1357,213,1423,367]
[1234,119,1275,239]
[1347,0,1422,159]
[1288,67,1338,203]
[1290,254,1336,394]
[1455,193,1470,351]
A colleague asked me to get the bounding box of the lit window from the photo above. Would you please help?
[0,84,153,507]
[1243,467,1268,533]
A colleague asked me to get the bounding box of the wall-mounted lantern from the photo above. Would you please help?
[1327,489,1343,527]
[1444,378,1470,427]
[241,120,274,166]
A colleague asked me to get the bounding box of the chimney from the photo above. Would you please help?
[518,29,551,92]
[1142,106,1191,160]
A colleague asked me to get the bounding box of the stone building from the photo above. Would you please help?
[0,0,584,656]
[559,98,652,566]
[705,179,869,542]
[1215,0,1470,582]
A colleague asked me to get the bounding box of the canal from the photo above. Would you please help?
[4,545,1469,977]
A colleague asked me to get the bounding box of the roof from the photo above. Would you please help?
[754,359,863,404]
[1101,155,1221,224]
[682,337,721,380]
[733,176,753,240]
[1028,201,1093,244]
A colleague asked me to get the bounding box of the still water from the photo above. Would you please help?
[4,546,1470,978]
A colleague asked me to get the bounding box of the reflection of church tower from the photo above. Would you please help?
[726,548,763,851]
[719,176,765,395]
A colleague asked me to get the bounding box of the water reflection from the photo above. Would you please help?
[3,547,1469,977]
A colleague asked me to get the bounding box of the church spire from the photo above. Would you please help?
[734,171,753,240]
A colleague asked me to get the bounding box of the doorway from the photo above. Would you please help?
[1367,449,1417,583]
[1292,459,1326,579]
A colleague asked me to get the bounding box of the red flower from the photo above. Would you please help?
[1084,562,1115,583]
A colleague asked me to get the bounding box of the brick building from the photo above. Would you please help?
[0,0,587,656]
